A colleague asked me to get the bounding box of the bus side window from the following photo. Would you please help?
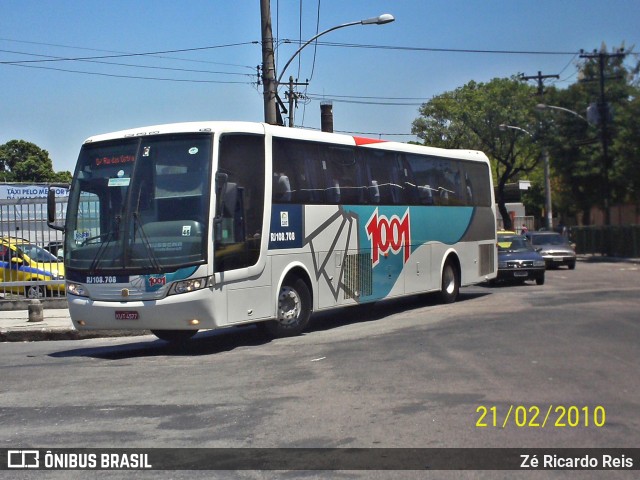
[320,145,359,204]
[215,134,265,272]
[273,173,292,202]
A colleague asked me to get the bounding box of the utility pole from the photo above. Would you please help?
[260,0,278,125]
[521,71,559,96]
[579,48,625,227]
[285,76,309,127]
[521,71,559,231]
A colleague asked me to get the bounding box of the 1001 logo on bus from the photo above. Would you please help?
[365,208,411,267]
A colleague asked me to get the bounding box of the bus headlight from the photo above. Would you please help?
[169,277,210,295]
[67,282,88,297]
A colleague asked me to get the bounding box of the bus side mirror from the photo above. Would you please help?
[47,185,67,231]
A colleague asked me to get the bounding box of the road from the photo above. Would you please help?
[1,260,639,479]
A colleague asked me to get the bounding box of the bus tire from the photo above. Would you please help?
[152,330,198,343]
[439,260,459,304]
[262,277,311,338]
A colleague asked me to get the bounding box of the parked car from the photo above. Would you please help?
[495,233,546,285]
[0,237,65,298]
[45,241,64,261]
[525,231,576,269]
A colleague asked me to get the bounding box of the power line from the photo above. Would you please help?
[0,41,259,64]
[308,92,428,100]
[306,93,426,106]
[0,49,254,76]
[307,97,422,106]
[289,41,581,56]
[335,129,415,137]
[7,62,252,84]
[0,37,256,69]
[0,49,254,77]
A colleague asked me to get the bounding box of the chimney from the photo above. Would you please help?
[320,101,333,133]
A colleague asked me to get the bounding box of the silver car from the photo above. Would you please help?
[525,231,576,270]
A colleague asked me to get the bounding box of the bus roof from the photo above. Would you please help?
[82,121,489,163]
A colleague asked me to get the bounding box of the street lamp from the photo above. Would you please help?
[499,124,534,138]
[537,102,613,232]
[499,124,553,231]
[276,14,394,86]
[536,104,589,124]
[274,13,394,126]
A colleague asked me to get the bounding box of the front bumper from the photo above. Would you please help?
[68,288,220,331]
[542,254,576,267]
[496,267,545,281]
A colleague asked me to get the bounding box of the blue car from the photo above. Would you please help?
[495,233,546,285]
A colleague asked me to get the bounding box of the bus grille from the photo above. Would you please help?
[479,243,495,276]
[343,253,373,300]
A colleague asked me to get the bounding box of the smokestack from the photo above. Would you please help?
[320,101,333,133]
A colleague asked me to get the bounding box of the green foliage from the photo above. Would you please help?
[412,44,640,226]
[412,77,540,230]
[0,139,71,183]
[542,45,640,224]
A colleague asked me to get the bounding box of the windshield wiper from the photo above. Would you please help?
[132,212,162,273]
[88,215,121,274]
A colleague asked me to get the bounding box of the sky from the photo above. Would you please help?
[2,0,639,174]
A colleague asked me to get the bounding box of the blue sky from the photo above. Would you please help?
[2,0,639,173]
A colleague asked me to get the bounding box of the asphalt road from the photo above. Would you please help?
[1,260,638,479]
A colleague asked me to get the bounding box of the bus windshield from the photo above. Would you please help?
[64,133,212,274]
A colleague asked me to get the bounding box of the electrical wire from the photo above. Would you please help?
[7,62,251,84]
[0,41,258,64]
[299,0,322,127]
[310,42,582,56]
[0,37,256,69]
[0,49,254,77]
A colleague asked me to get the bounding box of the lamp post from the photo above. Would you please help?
[535,104,589,123]
[273,13,394,126]
[536,103,611,232]
[277,14,394,86]
[499,124,553,231]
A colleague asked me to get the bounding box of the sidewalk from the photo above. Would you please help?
[0,306,149,342]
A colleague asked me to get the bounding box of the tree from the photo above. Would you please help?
[542,44,639,224]
[412,77,540,230]
[0,139,71,183]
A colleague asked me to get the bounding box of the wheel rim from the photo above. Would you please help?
[27,285,44,299]
[443,265,456,294]
[277,286,301,327]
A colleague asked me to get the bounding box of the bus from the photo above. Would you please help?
[48,121,497,342]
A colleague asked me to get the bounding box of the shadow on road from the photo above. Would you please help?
[49,290,490,360]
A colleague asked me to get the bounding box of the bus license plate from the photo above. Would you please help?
[115,311,139,320]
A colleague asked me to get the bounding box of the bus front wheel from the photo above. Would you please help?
[262,277,311,338]
[439,261,460,304]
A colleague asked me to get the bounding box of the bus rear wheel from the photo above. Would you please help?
[439,260,460,304]
[262,277,311,338]
[152,329,198,343]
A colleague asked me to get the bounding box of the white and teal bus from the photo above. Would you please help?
[48,122,497,342]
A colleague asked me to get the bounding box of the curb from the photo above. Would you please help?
[0,328,151,342]
[577,255,640,264]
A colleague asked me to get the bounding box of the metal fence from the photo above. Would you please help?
[572,225,640,257]
[1,197,67,301]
